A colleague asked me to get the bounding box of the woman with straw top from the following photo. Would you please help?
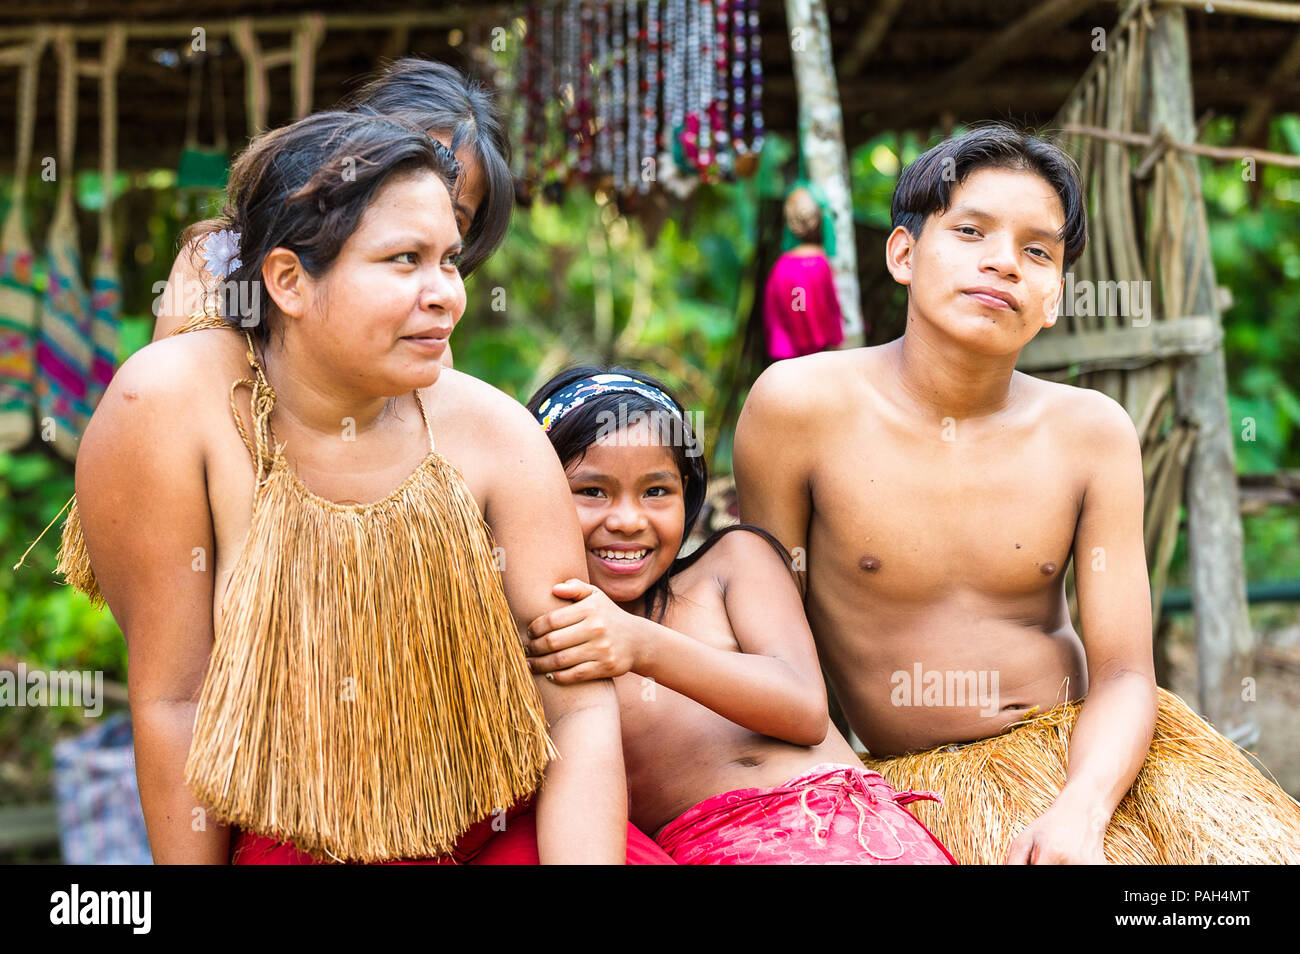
[56,109,672,864]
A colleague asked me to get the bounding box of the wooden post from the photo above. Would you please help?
[1146,8,1257,745]
[783,0,863,345]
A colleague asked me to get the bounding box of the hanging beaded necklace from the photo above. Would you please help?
[697,0,714,176]
[520,6,543,193]
[562,0,581,183]
[611,0,627,193]
[707,0,730,182]
[596,0,612,181]
[679,0,701,174]
[747,0,765,158]
[579,1,595,178]
[625,0,640,194]
[731,0,747,161]
[540,2,563,198]
[641,0,661,194]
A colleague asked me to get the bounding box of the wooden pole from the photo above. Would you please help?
[1146,7,1257,746]
[783,0,863,345]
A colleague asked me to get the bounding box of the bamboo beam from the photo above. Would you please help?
[1146,6,1257,746]
[1015,315,1221,372]
[784,0,864,344]
[0,9,504,44]
[898,0,1100,116]
[1154,0,1300,21]
[839,0,906,77]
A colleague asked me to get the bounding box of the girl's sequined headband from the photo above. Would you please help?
[534,373,683,433]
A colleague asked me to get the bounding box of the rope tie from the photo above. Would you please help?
[795,766,943,862]
[3,28,49,214]
[291,13,325,120]
[231,18,268,135]
[230,331,279,488]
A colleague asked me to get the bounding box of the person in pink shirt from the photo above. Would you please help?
[762,188,845,360]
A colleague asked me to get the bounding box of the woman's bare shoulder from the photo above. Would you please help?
[116,327,245,391]
[82,329,248,460]
[422,369,573,517]
[423,369,547,444]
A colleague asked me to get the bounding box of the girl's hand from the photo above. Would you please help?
[525,580,646,683]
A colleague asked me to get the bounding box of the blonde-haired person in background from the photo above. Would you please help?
[761,187,845,362]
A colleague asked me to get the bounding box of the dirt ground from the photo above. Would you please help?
[1163,605,1300,800]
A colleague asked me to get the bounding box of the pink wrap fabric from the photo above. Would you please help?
[654,762,958,865]
[762,250,844,360]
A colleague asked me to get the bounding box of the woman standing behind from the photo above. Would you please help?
[152,57,507,374]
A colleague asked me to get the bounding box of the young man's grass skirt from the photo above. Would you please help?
[862,688,1300,864]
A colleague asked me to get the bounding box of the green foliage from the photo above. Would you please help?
[0,451,126,680]
[849,130,930,230]
[1163,114,1300,586]
[1202,115,1300,475]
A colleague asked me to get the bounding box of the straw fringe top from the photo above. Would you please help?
[55,313,555,862]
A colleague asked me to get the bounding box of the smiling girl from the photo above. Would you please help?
[525,366,957,864]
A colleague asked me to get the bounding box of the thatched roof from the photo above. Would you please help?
[0,1,1295,173]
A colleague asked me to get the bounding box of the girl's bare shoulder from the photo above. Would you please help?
[117,328,248,395]
[674,527,795,597]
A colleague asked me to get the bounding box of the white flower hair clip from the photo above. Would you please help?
[201,229,243,280]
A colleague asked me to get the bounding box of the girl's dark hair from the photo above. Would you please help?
[343,57,513,277]
[891,121,1087,268]
[528,365,790,622]
[183,110,459,343]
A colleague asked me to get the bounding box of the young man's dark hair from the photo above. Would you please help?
[890,123,1088,268]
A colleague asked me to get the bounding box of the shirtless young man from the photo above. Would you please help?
[734,124,1300,865]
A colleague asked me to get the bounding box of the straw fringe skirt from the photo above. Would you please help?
[862,688,1300,864]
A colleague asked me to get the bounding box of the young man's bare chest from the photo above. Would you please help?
[800,366,1091,752]
[806,402,1083,608]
